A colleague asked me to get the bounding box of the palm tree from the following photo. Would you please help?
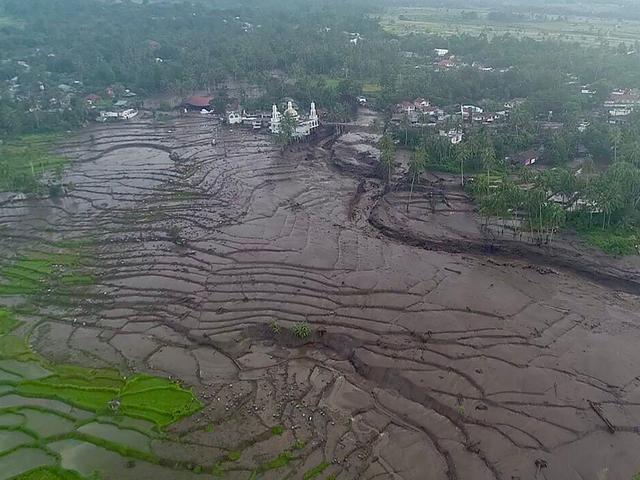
[378,134,395,185]
[481,145,497,187]
[610,127,622,163]
[456,144,472,187]
[407,148,426,212]
[400,114,410,146]
[622,139,640,167]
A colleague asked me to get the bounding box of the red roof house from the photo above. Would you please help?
[183,95,214,109]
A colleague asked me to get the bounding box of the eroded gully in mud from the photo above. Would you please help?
[1,115,640,480]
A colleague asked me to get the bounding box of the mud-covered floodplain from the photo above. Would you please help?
[1,114,640,480]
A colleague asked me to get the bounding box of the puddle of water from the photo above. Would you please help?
[0,429,34,453]
[0,360,52,380]
[0,447,55,480]
[49,439,213,480]
[77,422,151,453]
[0,395,92,419]
[20,408,75,437]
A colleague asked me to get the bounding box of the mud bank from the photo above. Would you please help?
[1,117,640,480]
[370,191,640,294]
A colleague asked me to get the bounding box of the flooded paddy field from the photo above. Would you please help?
[1,115,640,479]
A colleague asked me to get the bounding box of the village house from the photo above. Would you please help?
[434,48,449,57]
[604,89,640,123]
[581,85,596,96]
[504,98,526,110]
[461,104,483,121]
[507,149,540,167]
[439,129,463,144]
[472,62,494,72]
[434,58,456,70]
[85,94,102,106]
[182,95,214,111]
[396,101,416,115]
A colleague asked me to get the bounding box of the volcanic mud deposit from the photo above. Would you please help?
[1,116,640,480]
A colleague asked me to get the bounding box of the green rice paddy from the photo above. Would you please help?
[0,134,67,194]
[0,241,208,479]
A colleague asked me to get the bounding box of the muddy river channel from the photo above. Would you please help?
[1,115,640,480]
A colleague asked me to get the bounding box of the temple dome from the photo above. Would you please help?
[284,101,299,118]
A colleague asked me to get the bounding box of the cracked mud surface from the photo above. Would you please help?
[2,116,640,479]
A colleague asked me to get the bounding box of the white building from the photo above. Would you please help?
[120,109,138,120]
[604,89,640,123]
[270,101,319,138]
[434,48,449,57]
[440,129,463,145]
[227,111,243,125]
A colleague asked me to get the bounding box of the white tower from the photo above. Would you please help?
[270,104,281,133]
[309,101,318,128]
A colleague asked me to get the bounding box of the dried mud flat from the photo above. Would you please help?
[2,116,640,480]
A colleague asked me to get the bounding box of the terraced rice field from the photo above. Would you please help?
[0,115,640,479]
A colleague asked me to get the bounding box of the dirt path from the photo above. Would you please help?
[1,117,640,479]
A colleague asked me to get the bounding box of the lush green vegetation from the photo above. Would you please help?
[401,113,640,254]
[0,302,203,479]
[575,224,639,256]
[14,371,202,427]
[0,307,21,334]
[14,466,88,480]
[0,134,66,193]
[0,250,93,296]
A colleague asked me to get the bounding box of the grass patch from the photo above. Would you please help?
[0,335,37,361]
[0,134,67,193]
[15,372,202,427]
[0,308,21,335]
[303,462,330,480]
[261,451,295,471]
[0,250,93,296]
[271,424,284,436]
[13,466,87,480]
[362,83,382,94]
[226,450,241,461]
[577,225,639,256]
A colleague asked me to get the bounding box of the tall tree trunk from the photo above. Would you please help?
[407,174,416,212]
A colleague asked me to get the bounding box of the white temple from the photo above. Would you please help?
[270,101,319,138]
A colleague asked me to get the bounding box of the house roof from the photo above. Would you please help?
[509,149,540,165]
[184,95,214,108]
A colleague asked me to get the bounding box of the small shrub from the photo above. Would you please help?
[227,451,241,461]
[292,322,311,339]
[270,320,281,334]
[48,183,64,198]
[271,425,284,436]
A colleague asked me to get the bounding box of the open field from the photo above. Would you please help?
[381,6,640,46]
